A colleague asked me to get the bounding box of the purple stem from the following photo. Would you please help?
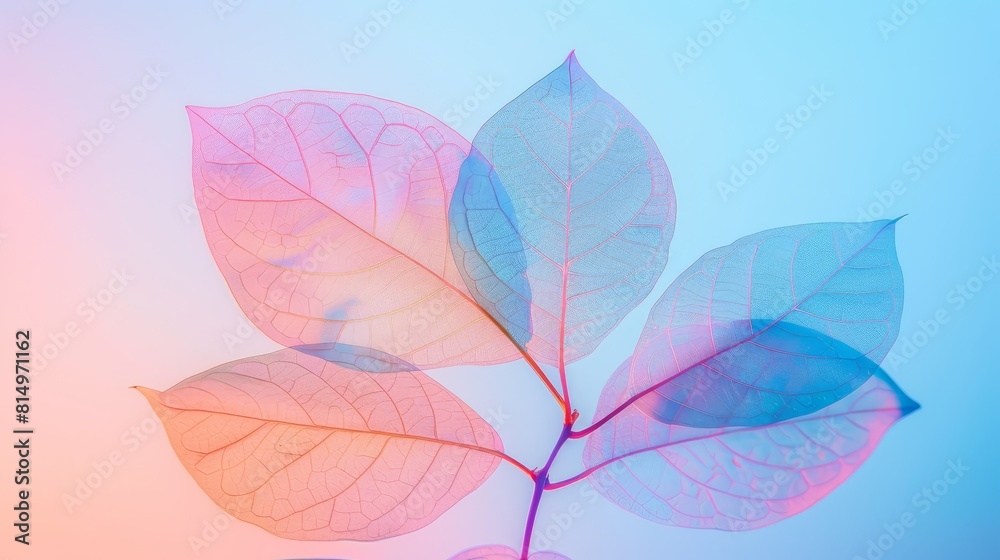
[519,423,572,560]
[552,405,903,491]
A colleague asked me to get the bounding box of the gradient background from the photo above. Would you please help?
[1,1,997,559]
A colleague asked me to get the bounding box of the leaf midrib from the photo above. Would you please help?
[606,221,899,428]
[190,106,524,357]
[152,396,504,459]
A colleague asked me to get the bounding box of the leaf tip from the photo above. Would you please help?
[899,395,921,417]
[131,385,161,404]
[185,105,212,126]
[563,49,583,74]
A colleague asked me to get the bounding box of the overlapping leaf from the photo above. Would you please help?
[583,354,918,530]
[136,348,503,541]
[603,220,903,429]
[450,53,676,368]
[450,545,571,560]
[188,91,520,369]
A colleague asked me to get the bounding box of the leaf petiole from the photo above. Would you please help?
[519,424,572,560]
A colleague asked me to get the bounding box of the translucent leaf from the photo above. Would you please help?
[291,342,417,373]
[605,220,903,428]
[136,348,503,541]
[450,52,676,367]
[583,354,918,530]
[188,92,520,369]
[450,544,571,560]
[634,320,889,427]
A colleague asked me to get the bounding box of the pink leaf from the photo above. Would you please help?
[582,358,918,530]
[188,91,520,369]
[450,544,571,560]
[136,348,504,541]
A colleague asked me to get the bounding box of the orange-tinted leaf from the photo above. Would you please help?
[137,348,503,541]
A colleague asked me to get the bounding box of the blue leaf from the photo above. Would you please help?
[450,52,676,368]
[591,219,904,431]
